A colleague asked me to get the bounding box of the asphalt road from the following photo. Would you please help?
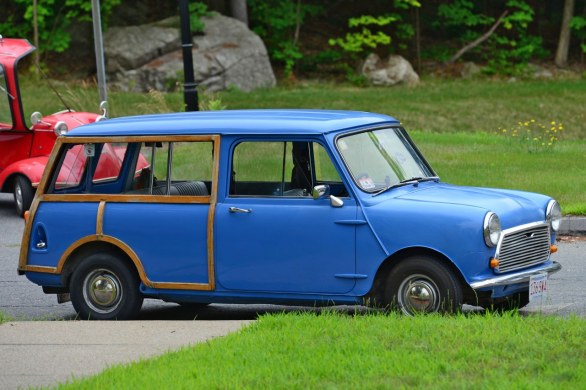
[1,193,584,319]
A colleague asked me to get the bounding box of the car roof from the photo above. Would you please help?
[66,109,400,137]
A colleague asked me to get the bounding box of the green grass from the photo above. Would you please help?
[0,311,9,324]
[19,79,586,213]
[57,311,586,389]
[20,79,586,139]
[412,132,586,215]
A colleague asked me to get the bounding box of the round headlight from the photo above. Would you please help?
[54,121,68,136]
[546,200,562,232]
[483,212,501,247]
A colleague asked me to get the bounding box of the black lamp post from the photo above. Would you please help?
[178,0,199,112]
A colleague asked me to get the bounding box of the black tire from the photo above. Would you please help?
[484,291,529,312]
[13,176,34,218]
[385,256,463,315]
[70,253,143,320]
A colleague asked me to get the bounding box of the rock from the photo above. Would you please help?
[460,62,482,78]
[526,63,554,79]
[104,20,181,73]
[107,14,276,92]
[361,54,419,86]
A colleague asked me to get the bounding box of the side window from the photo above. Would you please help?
[52,143,130,192]
[92,143,128,184]
[313,143,342,183]
[230,141,347,197]
[130,141,213,196]
[53,144,88,190]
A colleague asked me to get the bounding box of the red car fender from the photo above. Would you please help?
[0,156,49,191]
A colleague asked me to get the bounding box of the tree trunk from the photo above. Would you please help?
[555,0,575,68]
[230,0,248,26]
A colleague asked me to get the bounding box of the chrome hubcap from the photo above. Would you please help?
[14,183,23,210]
[398,275,439,315]
[83,269,122,314]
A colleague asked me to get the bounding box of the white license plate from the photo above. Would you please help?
[529,273,548,303]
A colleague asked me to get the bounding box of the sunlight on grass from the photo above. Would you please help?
[58,311,586,389]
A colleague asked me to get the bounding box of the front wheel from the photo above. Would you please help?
[70,253,143,320]
[13,176,34,217]
[384,256,463,315]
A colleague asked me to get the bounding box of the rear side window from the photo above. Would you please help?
[49,139,215,197]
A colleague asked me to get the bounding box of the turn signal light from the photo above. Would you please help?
[550,245,558,254]
[24,211,29,223]
[489,257,500,269]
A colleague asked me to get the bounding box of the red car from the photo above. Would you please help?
[0,37,108,216]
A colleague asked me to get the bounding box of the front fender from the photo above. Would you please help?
[363,199,492,285]
[0,156,49,190]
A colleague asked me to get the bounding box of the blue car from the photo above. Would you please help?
[18,110,562,319]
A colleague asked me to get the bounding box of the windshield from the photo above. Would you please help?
[0,65,13,129]
[336,127,434,192]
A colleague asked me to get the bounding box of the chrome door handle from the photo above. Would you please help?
[229,207,252,213]
[36,241,47,249]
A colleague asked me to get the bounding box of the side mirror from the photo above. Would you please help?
[312,185,343,208]
[312,184,330,200]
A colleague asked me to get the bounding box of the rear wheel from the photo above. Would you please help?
[385,256,463,315]
[14,176,34,217]
[70,253,143,320]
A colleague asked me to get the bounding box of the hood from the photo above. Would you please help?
[393,183,548,228]
[32,110,100,132]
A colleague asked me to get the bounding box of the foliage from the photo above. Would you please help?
[570,16,586,55]
[188,1,210,34]
[0,0,120,55]
[248,0,322,76]
[329,0,421,55]
[436,0,547,75]
[497,119,563,153]
[329,15,396,53]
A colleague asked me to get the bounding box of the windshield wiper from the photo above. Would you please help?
[372,176,439,197]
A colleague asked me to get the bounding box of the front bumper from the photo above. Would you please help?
[470,261,562,290]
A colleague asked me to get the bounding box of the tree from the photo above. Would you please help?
[555,0,575,67]
[230,0,248,25]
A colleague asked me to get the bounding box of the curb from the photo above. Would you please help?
[559,216,586,236]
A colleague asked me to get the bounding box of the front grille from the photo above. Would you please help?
[496,223,551,273]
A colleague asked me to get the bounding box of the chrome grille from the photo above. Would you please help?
[496,223,551,273]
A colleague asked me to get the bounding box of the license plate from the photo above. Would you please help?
[529,273,548,303]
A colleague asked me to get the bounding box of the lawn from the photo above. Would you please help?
[58,311,586,389]
[19,79,586,213]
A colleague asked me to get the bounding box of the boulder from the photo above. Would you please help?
[106,14,276,92]
[361,54,419,86]
[104,22,181,73]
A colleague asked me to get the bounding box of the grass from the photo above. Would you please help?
[57,311,586,389]
[0,311,9,324]
[412,131,586,215]
[18,79,586,213]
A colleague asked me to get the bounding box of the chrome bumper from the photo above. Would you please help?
[470,261,562,290]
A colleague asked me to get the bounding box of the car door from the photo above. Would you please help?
[215,140,358,294]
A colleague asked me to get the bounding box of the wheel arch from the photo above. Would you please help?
[58,236,149,291]
[366,246,474,306]
[0,157,46,192]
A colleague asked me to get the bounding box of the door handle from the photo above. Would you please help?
[229,207,252,214]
